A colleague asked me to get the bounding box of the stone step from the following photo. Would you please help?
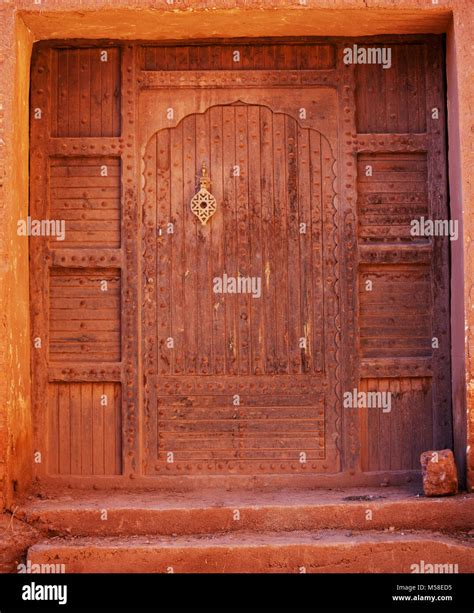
[27,530,474,573]
[17,486,474,537]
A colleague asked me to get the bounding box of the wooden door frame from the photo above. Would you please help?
[25,36,455,490]
[0,5,470,508]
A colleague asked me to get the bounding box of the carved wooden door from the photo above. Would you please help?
[29,39,452,486]
[141,90,341,475]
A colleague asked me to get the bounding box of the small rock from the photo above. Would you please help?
[389,526,395,532]
[420,449,458,497]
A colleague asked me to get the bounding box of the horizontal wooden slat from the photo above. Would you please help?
[49,269,121,363]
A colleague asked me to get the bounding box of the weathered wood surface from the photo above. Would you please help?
[29,38,451,481]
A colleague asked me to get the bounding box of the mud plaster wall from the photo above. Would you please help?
[0,0,473,508]
[0,10,34,509]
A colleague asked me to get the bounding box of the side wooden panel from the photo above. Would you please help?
[49,268,121,363]
[48,382,122,475]
[30,43,126,479]
[355,37,452,472]
[359,377,432,471]
[51,47,121,137]
[359,265,432,359]
[357,153,429,243]
[49,157,121,249]
[355,43,427,134]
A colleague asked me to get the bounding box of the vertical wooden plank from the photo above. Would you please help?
[165,47,177,70]
[365,379,379,472]
[272,111,289,373]
[372,56,384,134]
[101,47,113,136]
[48,384,59,474]
[376,378,391,471]
[247,105,264,375]
[170,121,185,375]
[175,46,189,70]
[143,135,158,381]
[79,49,91,137]
[417,44,427,133]
[67,49,80,137]
[114,384,122,474]
[392,378,411,469]
[240,44,254,70]
[155,47,166,70]
[90,47,102,137]
[406,45,420,133]
[50,48,58,137]
[156,129,172,376]
[198,46,212,70]
[297,125,312,374]
[286,115,302,374]
[144,46,155,70]
[263,45,276,70]
[58,384,71,475]
[183,115,198,374]
[420,379,434,459]
[210,45,220,71]
[209,105,226,375]
[274,44,286,71]
[260,105,276,374]
[81,382,93,475]
[195,110,212,375]
[284,44,297,71]
[385,45,398,133]
[56,49,69,136]
[188,46,200,70]
[92,383,105,475]
[359,379,369,470]
[222,106,238,374]
[69,383,82,475]
[397,45,409,134]
[111,49,121,137]
[221,44,234,71]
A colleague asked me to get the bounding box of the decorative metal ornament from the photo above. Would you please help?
[191,162,217,225]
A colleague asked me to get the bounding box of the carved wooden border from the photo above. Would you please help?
[336,43,360,474]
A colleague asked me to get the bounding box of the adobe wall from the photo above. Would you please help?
[0,7,34,509]
[0,0,472,508]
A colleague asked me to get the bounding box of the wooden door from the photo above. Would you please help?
[141,98,339,475]
[29,38,452,486]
